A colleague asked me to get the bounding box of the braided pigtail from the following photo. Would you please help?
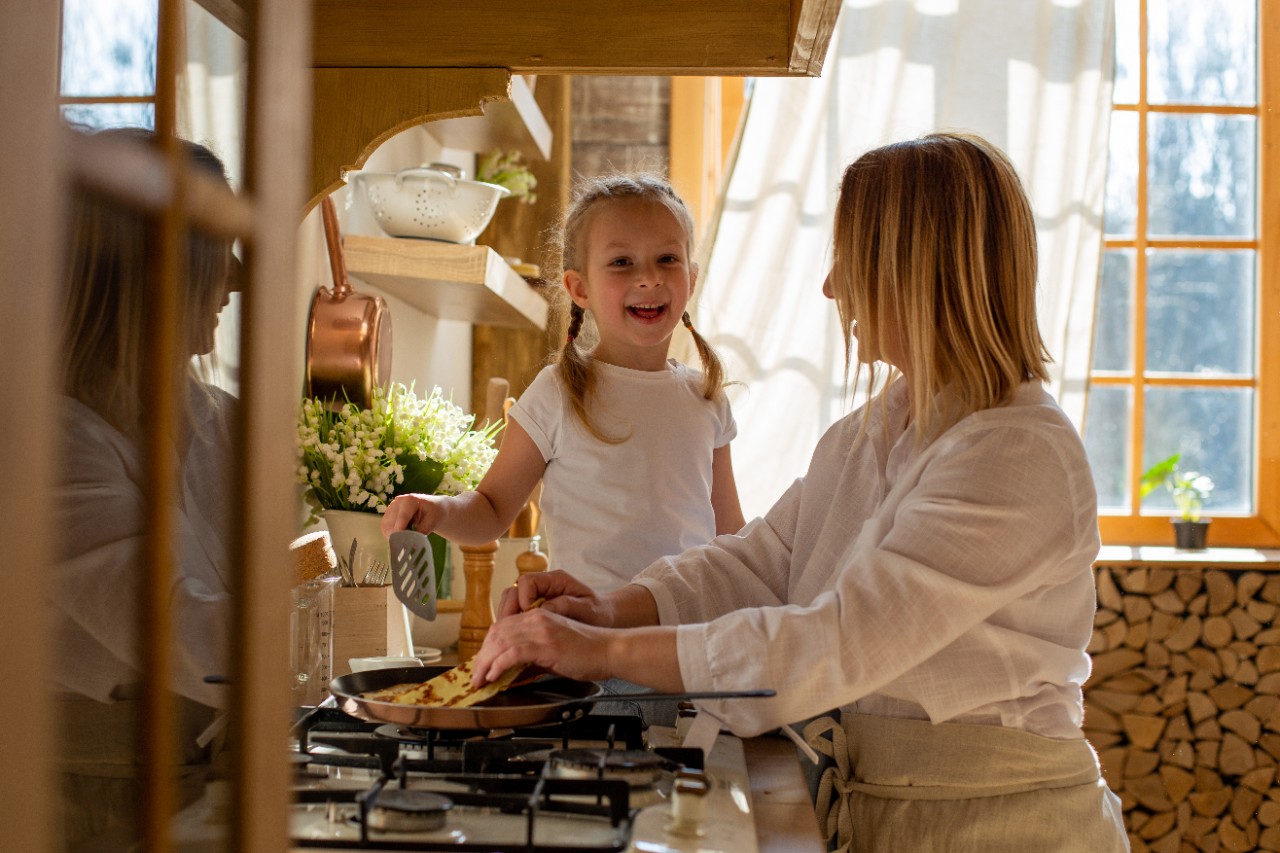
[556,301,625,444]
[682,311,726,400]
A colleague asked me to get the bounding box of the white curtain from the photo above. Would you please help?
[179,0,247,394]
[695,0,1114,518]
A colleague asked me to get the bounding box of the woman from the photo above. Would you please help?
[54,128,238,851]
[471,131,1127,851]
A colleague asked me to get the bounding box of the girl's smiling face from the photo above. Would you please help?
[564,197,697,370]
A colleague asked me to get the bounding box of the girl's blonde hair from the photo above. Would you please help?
[62,128,234,436]
[549,173,726,443]
[829,131,1051,438]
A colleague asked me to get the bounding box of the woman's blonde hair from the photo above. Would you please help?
[548,173,726,443]
[829,131,1051,438]
[61,128,234,436]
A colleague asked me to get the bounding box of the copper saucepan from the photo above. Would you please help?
[305,195,392,410]
[328,665,775,730]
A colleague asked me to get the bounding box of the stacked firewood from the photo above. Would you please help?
[1085,566,1280,852]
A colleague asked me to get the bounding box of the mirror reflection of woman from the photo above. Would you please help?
[53,127,238,851]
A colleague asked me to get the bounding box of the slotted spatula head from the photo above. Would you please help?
[389,529,438,620]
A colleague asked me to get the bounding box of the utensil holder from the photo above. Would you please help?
[330,586,413,677]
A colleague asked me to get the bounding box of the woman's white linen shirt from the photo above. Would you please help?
[633,381,1100,739]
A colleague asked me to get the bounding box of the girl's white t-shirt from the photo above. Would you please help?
[508,359,736,591]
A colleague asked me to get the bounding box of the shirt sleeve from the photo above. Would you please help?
[715,391,738,448]
[506,366,562,463]
[54,400,230,709]
[647,421,1099,737]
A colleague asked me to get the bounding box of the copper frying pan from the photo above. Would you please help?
[328,665,775,730]
[305,196,392,410]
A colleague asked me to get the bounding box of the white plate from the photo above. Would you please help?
[414,646,443,662]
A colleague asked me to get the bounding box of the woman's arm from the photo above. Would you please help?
[711,442,746,535]
[382,419,546,544]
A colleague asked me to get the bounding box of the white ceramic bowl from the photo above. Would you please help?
[348,655,423,673]
[356,165,510,244]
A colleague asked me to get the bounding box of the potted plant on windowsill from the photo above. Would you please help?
[1140,453,1215,550]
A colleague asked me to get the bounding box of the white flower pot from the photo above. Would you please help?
[322,509,390,586]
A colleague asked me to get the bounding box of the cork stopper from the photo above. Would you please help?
[290,530,337,585]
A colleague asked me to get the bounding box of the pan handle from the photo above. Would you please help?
[574,688,775,705]
[320,195,351,299]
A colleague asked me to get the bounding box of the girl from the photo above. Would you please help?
[382,173,745,593]
[472,133,1127,852]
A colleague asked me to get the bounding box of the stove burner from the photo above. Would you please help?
[365,789,453,833]
[548,748,665,787]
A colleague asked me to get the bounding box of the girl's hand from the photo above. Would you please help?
[470,608,614,687]
[380,493,443,537]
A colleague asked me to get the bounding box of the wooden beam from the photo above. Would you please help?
[789,0,843,76]
[310,67,511,209]
[197,0,838,77]
[312,0,821,76]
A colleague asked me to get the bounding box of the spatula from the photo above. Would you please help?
[389,529,438,620]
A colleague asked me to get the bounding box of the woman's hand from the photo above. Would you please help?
[496,570,614,625]
[470,608,616,687]
[380,493,443,537]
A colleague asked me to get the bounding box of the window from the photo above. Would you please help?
[59,0,158,129]
[1085,0,1278,547]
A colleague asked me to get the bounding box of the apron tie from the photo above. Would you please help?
[802,714,856,852]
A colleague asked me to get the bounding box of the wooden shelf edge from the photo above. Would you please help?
[425,76,553,161]
[343,234,548,331]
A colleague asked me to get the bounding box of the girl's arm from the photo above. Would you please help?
[711,442,746,534]
[382,420,546,544]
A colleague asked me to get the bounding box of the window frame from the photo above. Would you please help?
[1094,0,1279,548]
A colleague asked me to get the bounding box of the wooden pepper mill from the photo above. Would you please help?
[457,540,498,662]
[516,536,549,576]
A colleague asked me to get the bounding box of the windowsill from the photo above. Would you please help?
[1096,544,1280,568]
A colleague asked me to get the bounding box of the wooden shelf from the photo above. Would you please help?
[425,76,553,161]
[342,234,548,331]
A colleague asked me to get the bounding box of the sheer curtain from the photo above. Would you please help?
[179,0,246,394]
[694,0,1114,518]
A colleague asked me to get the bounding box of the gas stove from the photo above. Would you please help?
[280,705,761,852]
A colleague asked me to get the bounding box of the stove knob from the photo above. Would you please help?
[668,770,709,838]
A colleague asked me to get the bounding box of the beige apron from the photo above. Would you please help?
[802,713,1128,853]
[55,688,222,852]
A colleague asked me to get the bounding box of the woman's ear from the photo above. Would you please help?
[564,269,590,308]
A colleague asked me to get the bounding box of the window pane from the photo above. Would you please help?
[1113,0,1140,104]
[1147,114,1256,238]
[1085,386,1133,511]
[1104,111,1138,238]
[1093,250,1135,372]
[1146,250,1256,375]
[60,0,158,97]
[1148,0,1256,106]
[61,102,155,131]
[1143,387,1252,514]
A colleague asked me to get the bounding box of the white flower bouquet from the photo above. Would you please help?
[296,382,501,523]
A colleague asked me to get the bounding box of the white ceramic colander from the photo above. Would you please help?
[355,164,510,244]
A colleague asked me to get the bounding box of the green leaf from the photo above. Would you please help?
[1139,453,1180,499]
[398,454,444,497]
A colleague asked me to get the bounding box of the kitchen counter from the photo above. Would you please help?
[744,735,825,853]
